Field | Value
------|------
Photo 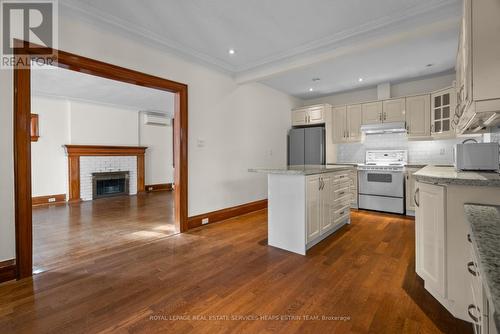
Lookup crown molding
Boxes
[60,0,460,78]
[60,1,237,74]
[235,16,459,85]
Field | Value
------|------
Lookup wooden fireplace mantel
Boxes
[64,145,147,156]
[64,145,148,202]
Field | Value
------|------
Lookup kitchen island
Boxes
[249,165,356,255]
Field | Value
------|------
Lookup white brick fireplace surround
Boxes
[80,156,138,201]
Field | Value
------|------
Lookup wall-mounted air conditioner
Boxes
[143,111,171,126]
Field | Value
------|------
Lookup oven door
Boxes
[358,170,404,198]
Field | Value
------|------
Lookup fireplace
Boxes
[92,171,130,199]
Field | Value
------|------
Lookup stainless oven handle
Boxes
[414,188,420,207]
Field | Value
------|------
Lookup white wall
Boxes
[0,14,300,261]
[139,113,174,185]
[304,72,455,106]
[31,97,70,197]
[69,101,139,146]
[30,97,175,198]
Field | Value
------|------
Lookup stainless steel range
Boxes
[357,150,407,214]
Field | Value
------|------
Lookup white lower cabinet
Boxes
[415,181,500,324]
[468,235,498,334]
[306,176,321,242]
[306,172,351,245]
[405,167,419,213]
[415,182,447,298]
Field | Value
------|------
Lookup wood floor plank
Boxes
[0,205,472,334]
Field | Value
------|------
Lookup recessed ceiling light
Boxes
[309,88,314,92]
[358,78,363,82]
[228,49,236,55]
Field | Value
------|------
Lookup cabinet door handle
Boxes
[383,112,387,121]
[414,188,420,207]
[467,261,478,276]
[468,304,480,323]
[379,112,382,121]
[467,233,472,243]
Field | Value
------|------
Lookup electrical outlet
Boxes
[439,148,446,155]
[202,218,209,225]
[148,186,153,191]
[48,197,56,203]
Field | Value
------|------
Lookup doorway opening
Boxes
[14,45,188,279]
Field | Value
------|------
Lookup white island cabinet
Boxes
[250,165,355,255]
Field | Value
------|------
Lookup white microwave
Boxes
[454,142,499,171]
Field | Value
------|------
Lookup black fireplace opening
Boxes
[92,171,130,199]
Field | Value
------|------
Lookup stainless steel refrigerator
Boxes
[288,126,325,165]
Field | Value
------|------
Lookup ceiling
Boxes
[60,0,462,98]
[31,65,175,116]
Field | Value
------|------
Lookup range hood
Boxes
[360,122,407,135]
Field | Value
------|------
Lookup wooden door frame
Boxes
[13,42,188,279]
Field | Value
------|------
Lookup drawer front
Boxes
[334,205,350,221]
[333,172,350,182]
[334,185,350,199]
[334,193,352,208]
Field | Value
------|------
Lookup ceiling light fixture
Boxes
[426,63,433,67]
[312,78,321,82]
[228,49,236,55]
[358,78,363,82]
[309,88,314,92]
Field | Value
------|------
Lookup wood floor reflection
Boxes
[0,208,472,333]
[33,191,176,272]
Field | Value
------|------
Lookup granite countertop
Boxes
[249,165,355,175]
[464,204,500,331]
[414,166,500,187]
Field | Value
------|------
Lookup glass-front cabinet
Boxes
[431,87,456,138]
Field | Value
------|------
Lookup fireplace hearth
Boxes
[92,171,130,199]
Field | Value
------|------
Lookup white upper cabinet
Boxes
[307,105,325,124]
[471,0,500,102]
[431,88,456,138]
[406,94,431,138]
[383,98,406,123]
[292,108,308,126]
[455,0,500,133]
[362,101,383,125]
[331,105,361,144]
[332,106,347,144]
[292,104,330,126]
[347,104,362,142]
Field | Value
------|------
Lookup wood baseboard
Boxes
[0,259,16,283]
[145,183,173,192]
[188,199,268,229]
[32,194,66,207]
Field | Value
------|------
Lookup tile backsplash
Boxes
[337,133,483,165]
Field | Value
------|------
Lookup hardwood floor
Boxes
[0,209,471,333]
[33,192,175,272]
